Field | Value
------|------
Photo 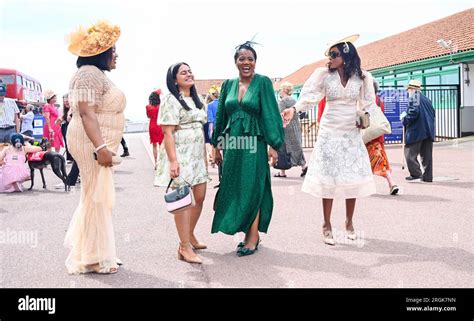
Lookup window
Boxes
[425,75,440,85]
[441,65,459,71]
[424,67,441,74]
[0,75,15,84]
[396,79,409,87]
[16,75,22,85]
[441,72,459,85]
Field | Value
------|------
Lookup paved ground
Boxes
[0,134,473,288]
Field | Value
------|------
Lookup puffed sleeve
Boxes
[294,67,327,113]
[358,71,376,111]
[259,75,284,150]
[70,67,104,108]
[211,80,229,147]
[158,94,181,126]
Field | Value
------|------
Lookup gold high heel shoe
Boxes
[178,242,202,264]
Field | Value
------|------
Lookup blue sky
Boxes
[1,0,472,121]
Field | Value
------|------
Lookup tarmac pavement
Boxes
[0,134,472,288]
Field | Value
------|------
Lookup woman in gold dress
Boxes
[64,21,125,274]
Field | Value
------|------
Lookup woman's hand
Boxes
[213,148,222,165]
[268,147,278,166]
[169,160,180,178]
[96,148,113,167]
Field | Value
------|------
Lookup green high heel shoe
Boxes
[236,242,245,251]
[237,239,260,257]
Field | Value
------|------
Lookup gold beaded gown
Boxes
[64,65,126,274]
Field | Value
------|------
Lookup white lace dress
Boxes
[295,67,376,199]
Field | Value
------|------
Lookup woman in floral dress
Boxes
[155,62,209,264]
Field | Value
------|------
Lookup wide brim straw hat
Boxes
[324,34,360,56]
[67,20,121,57]
[43,89,57,100]
[208,85,221,95]
[406,79,422,89]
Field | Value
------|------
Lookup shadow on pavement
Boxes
[85,268,183,288]
[199,247,372,287]
[333,238,473,273]
[407,181,473,189]
[370,194,451,202]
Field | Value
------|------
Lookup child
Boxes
[0,134,42,192]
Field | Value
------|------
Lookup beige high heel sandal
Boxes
[190,236,207,250]
[178,242,202,264]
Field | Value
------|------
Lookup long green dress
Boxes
[211,74,284,235]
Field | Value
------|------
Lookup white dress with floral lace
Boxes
[154,94,209,188]
[294,67,376,199]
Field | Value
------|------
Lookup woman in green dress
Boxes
[211,42,284,256]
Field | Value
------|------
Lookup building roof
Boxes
[193,79,224,96]
[275,8,474,89]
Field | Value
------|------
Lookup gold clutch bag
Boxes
[356,110,370,129]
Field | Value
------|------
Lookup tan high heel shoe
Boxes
[190,236,207,250]
[178,242,202,264]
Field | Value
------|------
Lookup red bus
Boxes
[0,68,43,107]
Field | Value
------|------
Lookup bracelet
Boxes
[95,143,107,153]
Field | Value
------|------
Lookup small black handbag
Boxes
[273,145,292,170]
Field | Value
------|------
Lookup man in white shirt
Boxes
[20,104,35,138]
[0,83,20,148]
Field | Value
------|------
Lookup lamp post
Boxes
[436,39,457,64]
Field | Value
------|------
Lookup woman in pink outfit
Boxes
[43,90,64,152]
[0,134,42,192]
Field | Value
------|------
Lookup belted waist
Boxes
[176,122,203,130]
[0,125,15,130]
[222,109,262,137]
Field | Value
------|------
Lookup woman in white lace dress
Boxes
[284,35,375,245]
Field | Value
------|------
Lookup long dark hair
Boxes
[76,47,113,71]
[149,91,161,106]
[166,62,203,111]
[328,42,364,80]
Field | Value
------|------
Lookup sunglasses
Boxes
[328,51,341,59]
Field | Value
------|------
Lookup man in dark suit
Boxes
[401,80,436,182]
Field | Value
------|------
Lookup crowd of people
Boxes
[0,21,437,273]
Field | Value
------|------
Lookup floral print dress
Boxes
[154,94,209,188]
[294,67,376,199]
